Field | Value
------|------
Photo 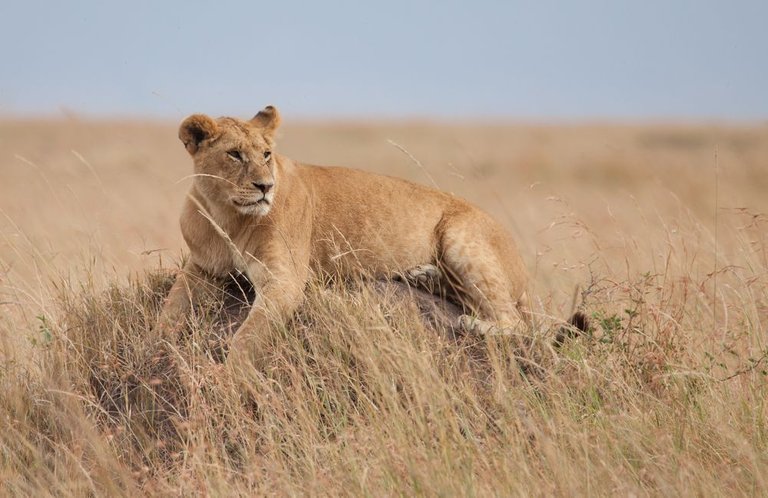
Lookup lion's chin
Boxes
[233,199,271,216]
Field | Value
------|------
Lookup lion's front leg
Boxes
[227,264,307,370]
[156,261,216,337]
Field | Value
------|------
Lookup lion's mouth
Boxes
[233,198,269,208]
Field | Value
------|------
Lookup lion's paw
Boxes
[402,263,442,294]
[458,314,514,337]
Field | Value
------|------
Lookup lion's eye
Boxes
[263,150,272,161]
[227,150,243,161]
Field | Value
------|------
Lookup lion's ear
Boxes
[179,114,219,155]
[251,105,281,138]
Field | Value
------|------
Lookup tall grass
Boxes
[2,229,767,495]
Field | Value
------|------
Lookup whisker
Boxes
[176,173,240,188]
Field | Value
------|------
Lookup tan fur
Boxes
[158,106,531,364]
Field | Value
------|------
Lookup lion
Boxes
[157,105,579,365]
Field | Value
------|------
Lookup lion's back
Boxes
[297,164,459,275]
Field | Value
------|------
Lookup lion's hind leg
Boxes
[436,210,530,337]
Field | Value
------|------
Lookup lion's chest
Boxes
[201,231,273,274]
[181,214,240,278]
[188,236,238,277]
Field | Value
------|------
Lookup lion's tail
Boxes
[553,311,589,347]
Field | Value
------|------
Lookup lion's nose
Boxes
[252,182,274,194]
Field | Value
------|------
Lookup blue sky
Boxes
[1,0,766,120]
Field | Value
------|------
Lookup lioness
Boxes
[158,106,542,363]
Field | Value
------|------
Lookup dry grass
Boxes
[1,118,767,495]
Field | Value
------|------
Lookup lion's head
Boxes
[179,106,281,216]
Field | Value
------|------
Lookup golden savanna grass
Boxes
[1,118,767,495]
